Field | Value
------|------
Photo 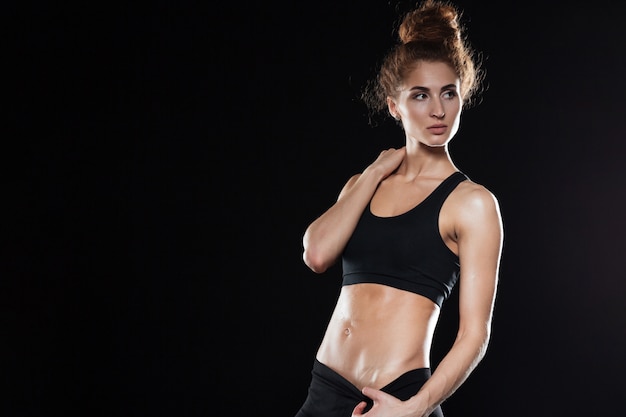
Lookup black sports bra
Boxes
[341,171,468,307]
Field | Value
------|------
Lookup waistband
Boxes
[313,358,432,395]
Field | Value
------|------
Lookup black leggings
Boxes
[294,359,444,417]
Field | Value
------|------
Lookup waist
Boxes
[311,358,433,396]
[316,283,440,389]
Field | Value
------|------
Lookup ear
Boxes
[386,97,399,120]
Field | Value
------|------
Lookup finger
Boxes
[362,386,376,398]
[362,386,385,402]
[352,401,367,416]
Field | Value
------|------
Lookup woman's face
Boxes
[388,61,462,148]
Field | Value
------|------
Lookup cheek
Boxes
[446,100,461,113]
[402,102,428,117]
[450,112,462,133]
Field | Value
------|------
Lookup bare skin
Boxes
[317,284,440,390]
[303,61,503,417]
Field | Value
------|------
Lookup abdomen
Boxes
[316,283,441,390]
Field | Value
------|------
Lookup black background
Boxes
[6,0,626,416]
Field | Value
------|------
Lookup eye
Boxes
[411,93,428,100]
[443,90,458,99]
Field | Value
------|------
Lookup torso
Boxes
[316,284,440,390]
[316,171,465,390]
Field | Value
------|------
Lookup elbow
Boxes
[457,326,491,362]
[474,327,491,356]
[302,247,334,274]
[475,336,490,363]
[302,230,337,273]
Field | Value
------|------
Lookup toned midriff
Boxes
[316,282,441,390]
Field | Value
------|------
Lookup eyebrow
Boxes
[409,83,458,92]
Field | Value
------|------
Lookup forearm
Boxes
[302,166,386,273]
[406,330,490,416]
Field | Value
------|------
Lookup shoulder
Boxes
[451,178,502,228]
[455,178,499,208]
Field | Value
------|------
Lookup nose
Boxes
[431,110,445,119]
[431,99,445,119]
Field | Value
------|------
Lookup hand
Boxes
[351,387,406,417]
[368,147,406,180]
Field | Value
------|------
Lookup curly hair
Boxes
[361,0,484,124]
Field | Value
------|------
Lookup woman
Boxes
[294,1,504,416]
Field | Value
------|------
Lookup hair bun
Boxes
[360,0,484,121]
[398,1,460,45]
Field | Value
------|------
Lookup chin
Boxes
[425,139,450,148]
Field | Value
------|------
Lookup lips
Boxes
[427,125,447,134]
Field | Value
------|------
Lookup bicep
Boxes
[456,189,504,332]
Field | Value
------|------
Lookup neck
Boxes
[398,144,456,179]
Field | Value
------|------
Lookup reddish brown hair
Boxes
[362,0,484,122]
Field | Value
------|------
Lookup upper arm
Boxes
[455,187,504,336]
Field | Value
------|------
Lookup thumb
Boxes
[362,386,381,400]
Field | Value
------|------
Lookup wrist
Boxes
[361,164,389,184]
